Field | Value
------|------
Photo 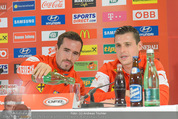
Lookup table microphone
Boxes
[0,68,3,74]
[81,82,114,108]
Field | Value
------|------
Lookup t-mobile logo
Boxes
[103,11,127,22]
[108,13,114,20]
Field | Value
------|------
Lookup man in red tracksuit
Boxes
[17,31,85,96]
[89,26,169,106]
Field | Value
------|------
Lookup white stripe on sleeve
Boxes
[158,70,169,87]
[90,72,110,92]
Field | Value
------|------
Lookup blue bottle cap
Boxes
[133,56,138,59]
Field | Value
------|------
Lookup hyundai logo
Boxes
[47,15,59,21]
[140,26,152,33]
[19,48,31,54]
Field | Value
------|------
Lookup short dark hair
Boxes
[57,31,83,52]
[114,26,140,44]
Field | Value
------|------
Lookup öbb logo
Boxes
[133,9,158,20]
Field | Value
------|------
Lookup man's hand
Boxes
[126,90,130,97]
[32,62,52,78]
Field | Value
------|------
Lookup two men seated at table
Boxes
[17,26,169,105]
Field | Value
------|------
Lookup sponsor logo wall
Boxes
[0,0,169,89]
[0,3,7,12]
[13,1,35,11]
[41,0,65,10]
[72,0,96,8]
[0,18,8,28]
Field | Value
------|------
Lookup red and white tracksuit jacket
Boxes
[90,54,169,106]
[17,55,85,96]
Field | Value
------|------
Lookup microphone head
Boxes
[0,68,3,73]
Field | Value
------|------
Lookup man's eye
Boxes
[116,44,121,47]
[64,49,69,52]
[126,43,131,46]
[73,52,79,55]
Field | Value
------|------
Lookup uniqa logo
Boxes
[43,97,68,106]
[140,26,152,33]
[47,15,59,21]
[19,48,31,54]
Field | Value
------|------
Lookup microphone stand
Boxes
[81,82,114,108]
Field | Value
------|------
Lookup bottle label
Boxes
[131,67,140,74]
[144,88,159,101]
[43,74,51,84]
[130,84,142,102]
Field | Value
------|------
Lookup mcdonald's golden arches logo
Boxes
[80,30,90,39]
[74,29,97,39]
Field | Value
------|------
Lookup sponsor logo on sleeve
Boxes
[132,0,157,4]
[81,77,95,87]
[102,0,126,6]
[141,42,159,52]
[81,45,97,55]
[0,33,8,43]
[103,44,116,54]
[36,83,45,93]
[42,46,55,56]
[41,0,65,10]
[0,64,8,74]
[103,27,118,38]
[74,61,98,71]
[13,1,35,11]
[0,3,7,12]
[41,30,65,41]
[0,48,8,59]
[72,0,96,8]
[14,47,36,58]
[17,65,34,74]
[0,18,8,28]
[41,15,65,25]
[103,11,127,22]
[72,13,97,24]
[134,26,158,36]
[13,31,36,43]
[133,9,158,21]
[13,16,36,27]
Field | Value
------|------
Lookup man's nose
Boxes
[120,46,126,53]
[67,52,72,60]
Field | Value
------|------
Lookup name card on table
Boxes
[0,93,77,110]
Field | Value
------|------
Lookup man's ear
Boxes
[55,44,58,53]
[138,41,143,51]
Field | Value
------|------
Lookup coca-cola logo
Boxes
[41,0,64,10]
